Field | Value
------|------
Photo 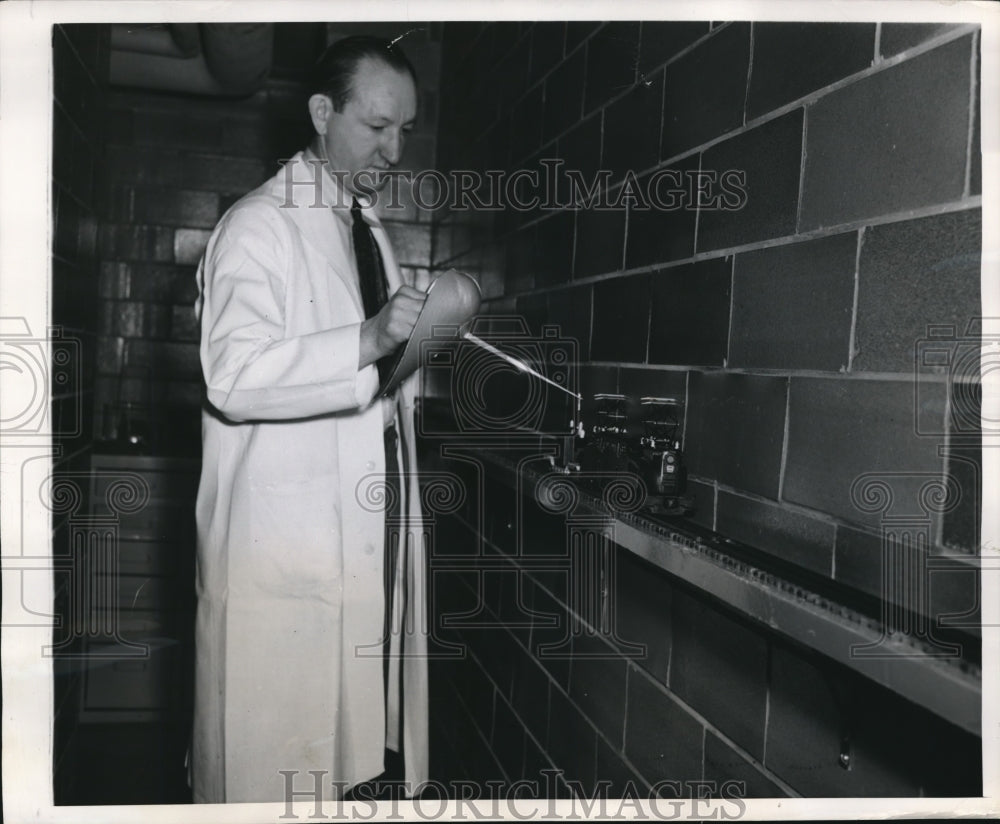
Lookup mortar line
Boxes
[847,227,865,372]
[795,105,808,233]
[777,376,792,502]
[743,22,755,127]
[963,29,979,199]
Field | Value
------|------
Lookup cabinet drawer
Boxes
[82,639,176,712]
[92,573,172,612]
[91,468,199,507]
[115,540,181,577]
[114,506,195,541]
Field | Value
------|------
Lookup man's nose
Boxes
[379,130,404,166]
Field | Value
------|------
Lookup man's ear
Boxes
[308,93,333,135]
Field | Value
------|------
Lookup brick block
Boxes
[530,22,566,83]
[566,22,601,53]
[101,224,175,263]
[491,693,526,780]
[382,221,432,267]
[98,262,130,301]
[556,114,602,206]
[544,284,592,362]
[834,524,981,637]
[596,736,650,797]
[703,730,788,798]
[107,147,181,188]
[568,634,629,750]
[221,117,273,158]
[510,651,551,745]
[783,377,947,528]
[697,108,803,252]
[612,547,672,684]
[683,479,716,531]
[764,642,946,796]
[648,257,732,367]
[669,587,768,759]
[584,22,640,114]
[800,35,971,231]
[124,340,200,379]
[574,205,625,279]
[504,225,535,294]
[639,22,710,75]
[495,36,532,112]
[590,274,650,363]
[546,687,597,789]
[534,210,575,289]
[95,336,125,375]
[525,580,572,690]
[133,188,221,229]
[454,656,496,741]
[178,154,268,196]
[661,23,751,160]
[170,305,200,343]
[747,23,876,119]
[134,111,224,152]
[101,300,170,339]
[602,70,664,182]
[173,229,212,266]
[128,263,199,304]
[853,208,981,374]
[879,23,961,58]
[941,403,981,553]
[683,371,787,499]
[510,84,545,165]
[624,157,700,268]
[729,232,857,371]
[715,490,835,576]
[624,669,704,785]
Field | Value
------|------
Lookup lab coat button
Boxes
[364,543,375,555]
[366,460,376,470]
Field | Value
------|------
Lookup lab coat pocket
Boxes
[242,474,343,601]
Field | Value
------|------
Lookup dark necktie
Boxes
[350,197,393,385]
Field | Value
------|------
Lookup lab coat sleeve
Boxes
[199,202,377,422]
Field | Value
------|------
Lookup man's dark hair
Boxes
[309,35,418,111]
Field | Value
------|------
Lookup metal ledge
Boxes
[479,450,981,737]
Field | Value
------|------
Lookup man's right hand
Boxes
[358,285,427,369]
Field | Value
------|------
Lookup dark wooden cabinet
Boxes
[78,452,199,723]
[54,451,201,804]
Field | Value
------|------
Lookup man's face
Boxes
[319,57,417,195]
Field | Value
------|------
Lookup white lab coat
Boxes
[192,151,428,803]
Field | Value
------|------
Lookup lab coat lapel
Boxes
[270,152,367,319]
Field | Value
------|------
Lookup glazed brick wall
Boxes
[423,461,981,798]
[429,20,982,798]
[96,26,441,446]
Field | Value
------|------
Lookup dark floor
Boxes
[57,722,191,805]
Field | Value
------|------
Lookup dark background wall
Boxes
[92,22,441,452]
[51,22,109,802]
[427,20,983,798]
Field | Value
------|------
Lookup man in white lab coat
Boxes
[192,36,430,803]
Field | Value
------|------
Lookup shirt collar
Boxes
[300,146,378,226]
